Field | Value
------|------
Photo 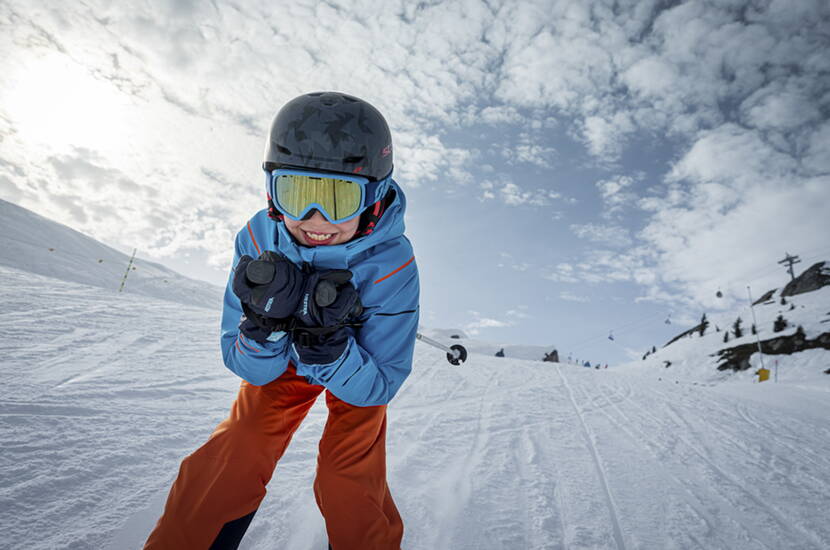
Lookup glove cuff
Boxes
[293,327,349,365]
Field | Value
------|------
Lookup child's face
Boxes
[283,209,360,247]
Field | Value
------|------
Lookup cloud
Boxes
[1,0,827,312]
[559,291,590,303]
[464,310,513,336]
[480,178,561,207]
[544,249,659,288]
[497,252,532,272]
[594,175,640,219]
[580,113,636,160]
[477,105,523,125]
[544,262,580,284]
[506,306,531,320]
[500,132,558,169]
[570,223,632,248]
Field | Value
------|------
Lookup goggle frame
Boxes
[268,168,370,224]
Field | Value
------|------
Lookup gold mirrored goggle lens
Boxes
[275,174,363,220]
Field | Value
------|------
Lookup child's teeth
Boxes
[307,232,332,241]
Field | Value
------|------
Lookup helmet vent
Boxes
[276,145,292,155]
[343,155,364,163]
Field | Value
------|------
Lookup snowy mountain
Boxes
[0,198,222,308]
[1,209,829,549]
[631,261,830,387]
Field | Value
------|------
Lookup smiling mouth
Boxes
[303,230,336,245]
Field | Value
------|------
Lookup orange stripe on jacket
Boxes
[235,339,247,356]
[247,222,261,255]
[374,256,415,285]
[239,335,261,353]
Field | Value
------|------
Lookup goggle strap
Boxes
[358,188,392,236]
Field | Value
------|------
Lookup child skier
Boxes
[145,92,419,550]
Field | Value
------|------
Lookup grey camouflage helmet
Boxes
[263,92,393,181]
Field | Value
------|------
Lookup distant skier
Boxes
[145,92,419,550]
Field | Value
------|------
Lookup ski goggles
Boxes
[268,169,369,224]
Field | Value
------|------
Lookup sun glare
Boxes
[4,53,129,154]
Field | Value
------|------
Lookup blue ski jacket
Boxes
[220,180,419,407]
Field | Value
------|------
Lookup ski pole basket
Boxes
[416,333,468,365]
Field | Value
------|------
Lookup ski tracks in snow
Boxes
[556,366,627,550]
[390,352,571,550]
[567,374,830,549]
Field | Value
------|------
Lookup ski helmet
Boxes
[263,91,393,181]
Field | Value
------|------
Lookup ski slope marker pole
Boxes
[416,332,468,365]
[746,285,767,378]
[119,248,137,293]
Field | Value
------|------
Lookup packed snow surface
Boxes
[1,202,829,549]
[2,263,830,550]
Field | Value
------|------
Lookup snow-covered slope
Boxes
[2,251,830,548]
[626,272,830,387]
[0,198,222,307]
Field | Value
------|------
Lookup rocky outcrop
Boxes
[781,261,830,297]
[543,349,559,363]
[715,330,830,371]
[752,288,777,305]
[664,323,705,347]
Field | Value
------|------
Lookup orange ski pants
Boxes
[144,366,403,549]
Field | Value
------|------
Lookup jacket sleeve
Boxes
[219,228,292,386]
[290,246,420,407]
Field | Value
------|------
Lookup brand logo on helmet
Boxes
[381,145,392,157]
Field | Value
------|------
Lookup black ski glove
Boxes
[294,270,363,329]
[232,251,306,318]
[238,303,289,344]
[292,271,363,365]
[233,251,363,363]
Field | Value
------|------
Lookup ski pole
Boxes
[416,333,468,365]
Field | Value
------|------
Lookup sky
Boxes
[1,0,828,365]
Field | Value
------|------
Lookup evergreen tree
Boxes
[699,313,709,336]
[732,317,743,338]
[723,332,730,343]
[795,325,806,340]
[652,346,656,353]
[773,314,787,332]
[751,323,757,335]
[715,325,720,332]
[780,296,787,305]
